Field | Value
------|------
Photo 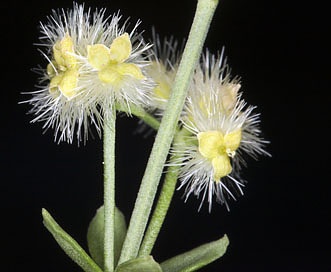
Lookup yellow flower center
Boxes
[87,33,145,86]
[197,129,242,180]
[47,33,79,99]
[154,80,171,101]
[147,61,172,101]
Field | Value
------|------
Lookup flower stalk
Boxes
[103,110,117,272]
[138,129,190,256]
[116,103,160,130]
[138,162,180,257]
[118,0,219,264]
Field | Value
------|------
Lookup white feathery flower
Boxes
[174,50,270,211]
[23,3,153,143]
[145,31,182,111]
[81,21,154,119]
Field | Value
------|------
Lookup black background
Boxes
[1,0,330,271]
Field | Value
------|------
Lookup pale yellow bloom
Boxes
[149,62,172,101]
[197,130,241,180]
[24,4,152,143]
[87,33,145,86]
[145,61,175,110]
[144,32,182,111]
[47,33,79,99]
[174,50,270,211]
[219,83,241,112]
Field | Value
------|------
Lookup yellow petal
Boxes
[58,69,79,99]
[49,73,64,95]
[224,129,242,153]
[212,154,232,180]
[98,66,123,85]
[198,131,225,159]
[154,81,171,100]
[53,41,64,68]
[87,44,111,70]
[109,33,132,63]
[53,33,76,70]
[116,63,145,80]
[146,61,172,100]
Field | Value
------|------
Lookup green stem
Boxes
[116,102,160,130]
[118,0,219,264]
[138,130,190,256]
[138,157,181,256]
[103,110,116,272]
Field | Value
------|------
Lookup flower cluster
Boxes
[170,50,270,211]
[24,3,269,211]
[25,3,152,143]
[138,33,269,210]
[145,31,182,112]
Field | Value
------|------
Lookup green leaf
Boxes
[42,208,102,272]
[160,234,229,272]
[87,205,127,268]
[115,255,162,272]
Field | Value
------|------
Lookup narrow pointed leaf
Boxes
[87,205,127,268]
[115,255,162,272]
[42,208,102,272]
[160,234,229,272]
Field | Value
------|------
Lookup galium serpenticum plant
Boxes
[22,0,270,271]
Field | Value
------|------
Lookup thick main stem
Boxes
[103,110,116,272]
[138,130,190,256]
[118,0,219,264]
[138,158,181,256]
